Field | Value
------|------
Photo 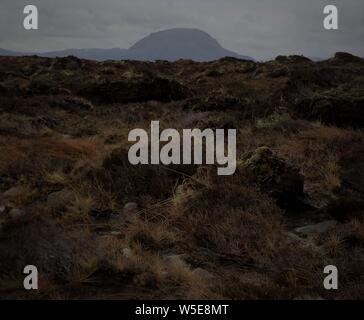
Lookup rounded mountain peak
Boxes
[127,28,251,61]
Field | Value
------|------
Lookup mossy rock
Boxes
[239,146,305,210]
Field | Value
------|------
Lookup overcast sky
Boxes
[1,0,363,60]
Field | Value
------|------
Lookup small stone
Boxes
[295,220,338,235]
[0,205,5,213]
[3,187,22,199]
[192,268,214,280]
[9,208,25,219]
[122,248,132,259]
[110,231,122,236]
[163,254,189,269]
[47,189,75,210]
[123,202,138,215]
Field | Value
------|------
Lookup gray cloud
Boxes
[1,0,363,60]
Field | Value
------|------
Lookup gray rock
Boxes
[47,189,75,210]
[122,247,132,259]
[0,205,5,213]
[123,202,138,215]
[110,231,122,236]
[163,254,189,269]
[192,268,214,280]
[295,220,338,235]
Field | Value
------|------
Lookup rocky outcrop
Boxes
[293,89,364,129]
[239,147,305,210]
[327,52,364,65]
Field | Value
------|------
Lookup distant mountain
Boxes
[126,28,253,61]
[0,28,253,62]
[0,48,23,56]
